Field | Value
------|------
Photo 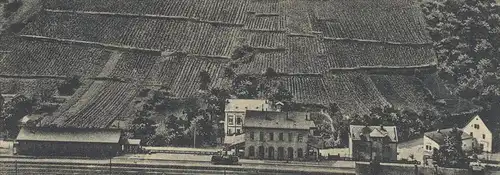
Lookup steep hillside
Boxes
[0,0,480,129]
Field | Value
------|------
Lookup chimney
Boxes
[380,124,384,131]
[305,114,309,121]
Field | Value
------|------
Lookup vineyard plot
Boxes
[370,74,436,113]
[108,52,159,81]
[311,0,430,43]
[321,40,435,68]
[322,73,390,117]
[0,78,64,96]
[22,12,242,57]
[44,0,250,24]
[41,81,139,128]
[0,39,110,77]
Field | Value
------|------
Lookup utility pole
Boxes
[193,126,196,148]
[109,157,112,175]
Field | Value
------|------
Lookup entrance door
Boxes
[288,147,294,160]
[258,146,265,159]
[277,147,284,160]
[268,147,275,159]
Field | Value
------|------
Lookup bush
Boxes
[2,1,22,18]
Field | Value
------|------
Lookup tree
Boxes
[432,127,469,168]
[163,115,184,146]
[187,114,216,147]
[130,110,157,146]
[199,71,211,91]
[58,75,82,96]
[232,75,259,99]
[1,95,36,138]
[421,0,500,111]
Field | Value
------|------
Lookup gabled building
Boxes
[242,111,316,160]
[349,125,398,162]
[15,127,123,157]
[462,115,495,153]
[423,128,475,162]
[224,99,271,136]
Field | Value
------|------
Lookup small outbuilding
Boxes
[16,127,122,157]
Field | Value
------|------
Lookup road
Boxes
[0,157,355,175]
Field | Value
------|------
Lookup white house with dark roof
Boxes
[223,99,271,136]
[349,125,398,161]
[462,115,494,153]
[423,128,475,162]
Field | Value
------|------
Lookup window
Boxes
[480,144,484,150]
[236,129,241,134]
[236,117,242,125]
[474,124,480,129]
[259,132,264,141]
[250,132,255,141]
[269,132,274,141]
[483,134,486,139]
[228,115,234,125]
[228,129,232,135]
[297,134,303,142]
[288,133,293,142]
[279,133,284,141]
[470,132,473,137]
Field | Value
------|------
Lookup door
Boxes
[288,147,294,160]
[268,147,275,159]
[277,147,284,160]
[258,146,265,159]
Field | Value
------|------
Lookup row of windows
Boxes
[227,115,243,125]
[469,132,486,139]
[249,132,303,142]
[425,145,435,151]
[248,146,304,158]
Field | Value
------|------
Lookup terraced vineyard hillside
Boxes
[0,0,480,129]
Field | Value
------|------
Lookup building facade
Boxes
[462,115,493,152]
[16,127,122,157]
[224,99,271,136]
[242,111,315,160]
[349,125,398,162]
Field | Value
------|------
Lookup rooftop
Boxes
[16,127,122,144]
[349,125,398,143]
[224,99,271,112]
[244,111,315,130]
[424,128,473,145]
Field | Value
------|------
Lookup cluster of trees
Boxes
[421,0,500,111]
[0,94,57,138]
[431,127,470,168]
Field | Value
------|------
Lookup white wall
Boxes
[462,115,493,152]
[423,135,440,157]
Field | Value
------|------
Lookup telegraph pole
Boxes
[193,126,196,148]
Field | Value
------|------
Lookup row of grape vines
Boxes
[48,81,138,128]
[0,39,110,77]
[0,78,64,96]
[241,31,286,49]
[311,0,430,43]
[22,12,242,58]
[108,52,158,80]
[44,0,250,24]
[321,40,435,68]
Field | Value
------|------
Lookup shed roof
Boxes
[244,111,315,130]
[349,125,398,143]
[224,99,271,112]
[424,128,472,145]
[16,127,121,144]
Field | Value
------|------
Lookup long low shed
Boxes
[15,127,122,157]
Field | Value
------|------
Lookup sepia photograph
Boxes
[0,0,499,174]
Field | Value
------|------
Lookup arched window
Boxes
[248,146,255,157]
[297,148,303,158]
[277,147,284,160]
